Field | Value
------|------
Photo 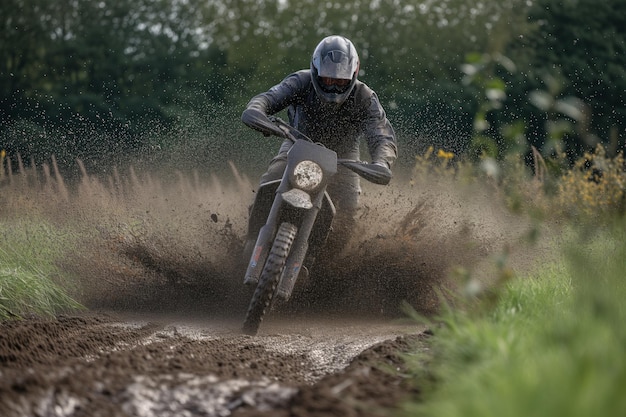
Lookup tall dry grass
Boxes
[1,154,255,312]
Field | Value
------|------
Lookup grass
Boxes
[0,218,84,319]
[401,222,626,417]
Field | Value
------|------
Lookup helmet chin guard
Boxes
[311,36,360,105]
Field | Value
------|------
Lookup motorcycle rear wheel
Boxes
[242,222,298,335]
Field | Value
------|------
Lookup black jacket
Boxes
[242,70,398,168]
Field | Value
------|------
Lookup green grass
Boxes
[402,222,626,417]
[0,218,83,319]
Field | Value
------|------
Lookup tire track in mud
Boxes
[0,313,426,417]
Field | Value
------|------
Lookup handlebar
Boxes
[267,116,312,143]
[268,116,392,185]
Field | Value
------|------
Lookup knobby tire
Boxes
[242,222,298,335]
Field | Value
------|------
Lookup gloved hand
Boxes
[341,160,392,185]
[241,108,285,138]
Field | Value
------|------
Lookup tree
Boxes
[6,0,619,170]
[506,0,626,156]
[0,0,229,168]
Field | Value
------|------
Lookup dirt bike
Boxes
[241,116,392,335]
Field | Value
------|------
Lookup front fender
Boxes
[282,188,313,209]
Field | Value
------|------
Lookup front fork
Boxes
[275,205,318,300]
[243,194,283,285]
[244,193,324,301]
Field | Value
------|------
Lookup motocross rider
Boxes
[241,35,398,261]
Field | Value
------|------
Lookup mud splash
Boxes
[2,159,532,322]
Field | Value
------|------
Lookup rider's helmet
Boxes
[310,35,360,105]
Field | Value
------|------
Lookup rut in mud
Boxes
[0,313,428,417]
[0,161,534,416]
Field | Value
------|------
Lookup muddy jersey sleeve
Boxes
[360,89,398,169]
[241,75,297,137]
[244,71,306,118]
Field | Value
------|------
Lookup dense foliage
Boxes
[403,224,626,417]
[1,0,624,171]
[503,0,626,160]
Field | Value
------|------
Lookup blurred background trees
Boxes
[1,0,624,173]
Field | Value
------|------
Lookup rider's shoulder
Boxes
[353,80,373,95]
[351,80,376,104]
[276,70,313,92]
[283,70,312,84]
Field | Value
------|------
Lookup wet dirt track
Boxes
[0,313,427,417]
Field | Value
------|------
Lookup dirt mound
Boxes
[232,333,427,417]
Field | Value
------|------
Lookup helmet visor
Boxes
[318,76,352,94]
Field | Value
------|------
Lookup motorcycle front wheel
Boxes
[242,222,298,335]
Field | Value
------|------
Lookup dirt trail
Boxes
[0,313,427,417]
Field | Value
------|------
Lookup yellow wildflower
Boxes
[437,149,454,160]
